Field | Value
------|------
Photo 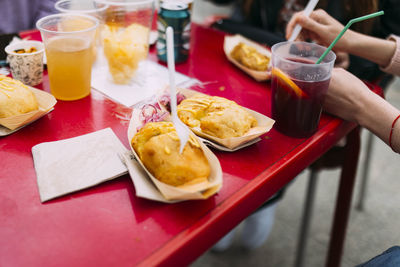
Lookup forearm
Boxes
[346,31,396,67]
[357,91,400,153]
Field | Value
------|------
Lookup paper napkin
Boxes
[91,60,192,107]
[32,128,128,202]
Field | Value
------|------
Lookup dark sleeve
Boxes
[375,0,400,38]
[210,0,286,46]
[211,19,285,46]
[205,0,236,5]
[34,0,58,22]
[244,0,284,32]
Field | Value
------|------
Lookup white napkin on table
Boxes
[91,59,192,107]
[32,128,128,202]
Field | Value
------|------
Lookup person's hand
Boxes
[323,68,373,123]
[334,52,350,69]
[285,9,354,53]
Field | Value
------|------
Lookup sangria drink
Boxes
[270,42,336,138]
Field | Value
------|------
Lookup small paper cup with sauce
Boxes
[5,40,45,86]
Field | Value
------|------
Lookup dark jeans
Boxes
[357,246,400,267]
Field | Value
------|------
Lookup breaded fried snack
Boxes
[177,94,257,139]
[230,42,270,71]
[0,75,38,118]
[131,122,210,187]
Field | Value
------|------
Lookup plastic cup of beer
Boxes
[36,14,99,101]
[270,42,336,138]
[94,0,155,84]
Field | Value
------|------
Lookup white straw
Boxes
[166,26,190,153]
[166,27,177,116]
[288,0,319,42]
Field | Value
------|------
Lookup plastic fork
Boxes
[166,26,190,154]
[288,0,319,42]
[267,0,319,70]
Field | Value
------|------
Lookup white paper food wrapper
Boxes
[0,86,56,131]
[91,60,192,107]
[224,34,272,82]
[32,128,128,202]
[126,103,223,202]
[120,151,178,203]
[161,88,275,150]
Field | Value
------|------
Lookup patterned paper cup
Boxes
[5,40,44,86]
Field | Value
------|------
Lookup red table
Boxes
[1,24,379,267]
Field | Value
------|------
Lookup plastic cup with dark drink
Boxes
[270,41,336,138]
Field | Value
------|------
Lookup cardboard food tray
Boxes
[0,86,56,135]
[224,34,272,82]
[126,107,223,203]
[178,88,275,150]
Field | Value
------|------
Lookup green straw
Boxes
[316,11,384,64]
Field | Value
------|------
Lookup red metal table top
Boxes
[1,24,369,267]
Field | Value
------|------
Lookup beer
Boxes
[46,37,93,100]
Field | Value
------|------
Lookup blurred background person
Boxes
[0,0,57,34]
[286,8,400,77]
[206,0,400,85]
[207,0,400,252]
[0,0,57,71]
[323,68,400,153]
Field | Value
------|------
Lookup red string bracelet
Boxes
[389,114,400,152]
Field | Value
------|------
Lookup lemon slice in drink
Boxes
[271,68,307,98]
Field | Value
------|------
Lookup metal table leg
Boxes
[356,131,375,211]
[294,169,319,267]
[325,127,361,267]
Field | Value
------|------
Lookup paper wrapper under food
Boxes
[0,86,57,130]
[127,109,223,202]
[224,34,272,82]
[179,88,275,150]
